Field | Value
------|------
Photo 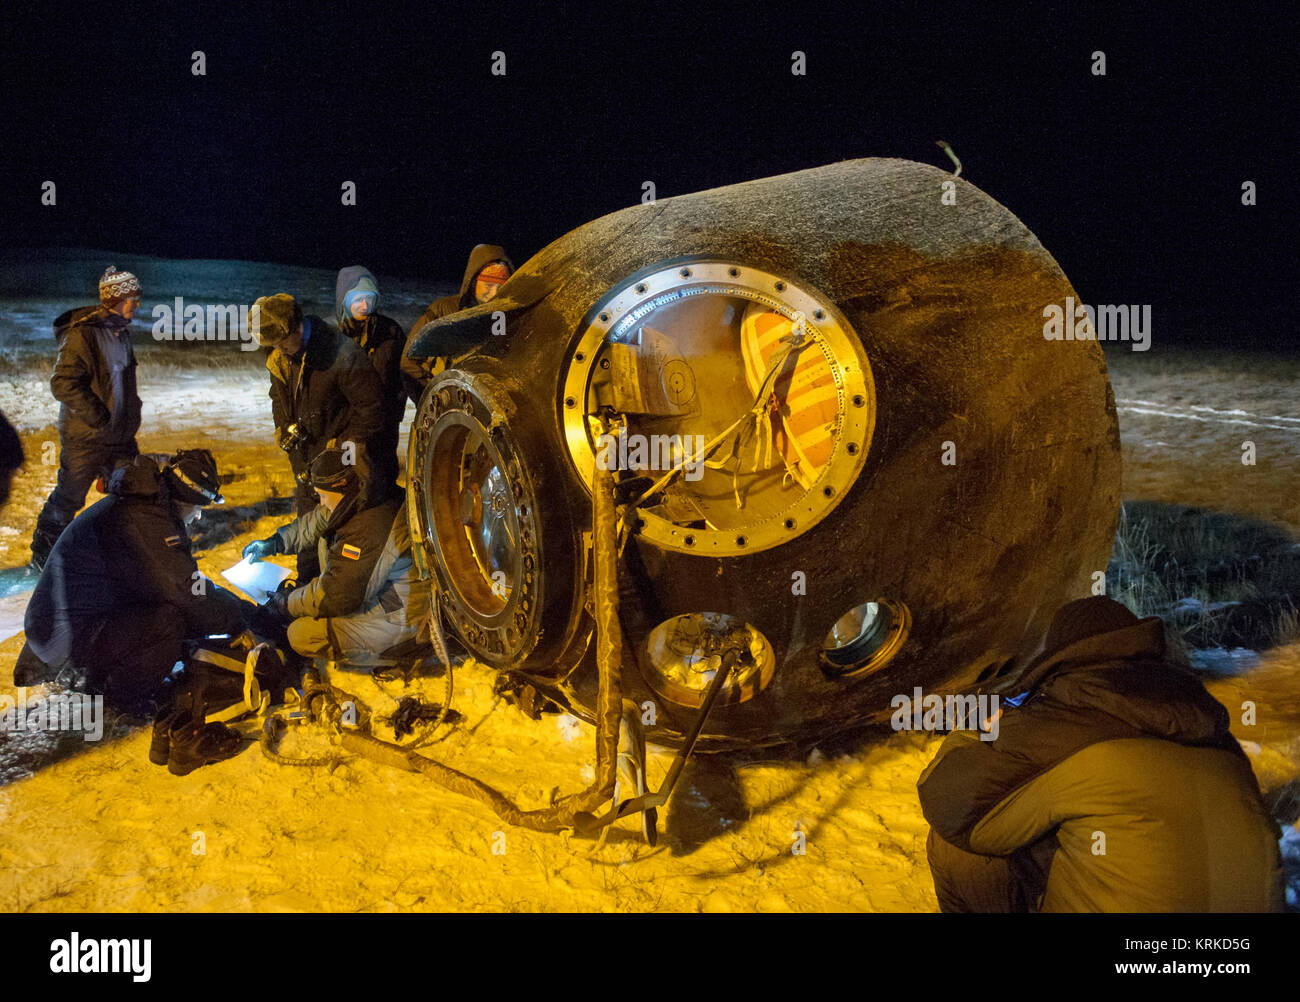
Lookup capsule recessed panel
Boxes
[642,612,776,708]
[562,262,876,556]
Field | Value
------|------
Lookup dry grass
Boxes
[1109,501,1300,658]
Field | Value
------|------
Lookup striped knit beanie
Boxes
[98,265,141,305]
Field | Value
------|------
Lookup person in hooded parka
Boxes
[400,244,513,400]
[918,596,1284,913]
[334,266,405,499]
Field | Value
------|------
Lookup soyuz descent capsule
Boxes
[405,157,1122,751]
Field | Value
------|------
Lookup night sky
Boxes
[0,3,1291,346]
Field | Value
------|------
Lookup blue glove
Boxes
[242,535,282,561]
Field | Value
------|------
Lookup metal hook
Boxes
[936,140,962,178]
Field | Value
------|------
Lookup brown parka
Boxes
[918,613,1284,912]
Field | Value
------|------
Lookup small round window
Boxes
[819,599,911,679]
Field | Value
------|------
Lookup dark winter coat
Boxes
[335,267,405,493]
[0,408,21,508]
[50,305,141,446]
[273,490,426,621]
[266,315,384,479]
[917,617,1284,912]
[401,244,513,390]
[23,455,248,667]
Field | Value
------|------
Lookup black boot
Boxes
[14,643,56,687]
[29,517,63,574]
[149,708,182,766]
[167,712,244,776]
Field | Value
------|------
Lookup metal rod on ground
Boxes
[576,646,740,833]
[652,648,740,805]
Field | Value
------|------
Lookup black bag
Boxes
[168,639,296,725]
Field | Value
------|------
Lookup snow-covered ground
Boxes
[0,273,1296,911]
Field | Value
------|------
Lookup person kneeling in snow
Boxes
[917,596,1283,913]
[17,450,253,711]
[242,447,429,667]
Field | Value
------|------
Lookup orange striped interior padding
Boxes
[740,304,838,490]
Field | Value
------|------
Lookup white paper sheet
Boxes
[222,557,292,604]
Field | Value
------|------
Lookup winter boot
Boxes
[166,712,244,776]
[13,642,56,687]
[29,518,61,573]
[149,708,183,766]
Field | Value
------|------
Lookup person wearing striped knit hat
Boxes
[30,266,145,571]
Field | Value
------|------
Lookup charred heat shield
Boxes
[405,157,1121,751]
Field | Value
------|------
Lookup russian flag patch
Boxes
[165,534,183,548]
[341,543,362,560]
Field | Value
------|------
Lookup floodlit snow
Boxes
[0,596,26,645]
[0,267,1296,911]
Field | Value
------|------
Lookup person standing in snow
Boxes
[917,596,1284,912]
[400,244,513,399]
[16,450,252,711]
[30,266,144,571]
[334,266,405,499]
[249,293,383,582]
[243,447,428,666]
